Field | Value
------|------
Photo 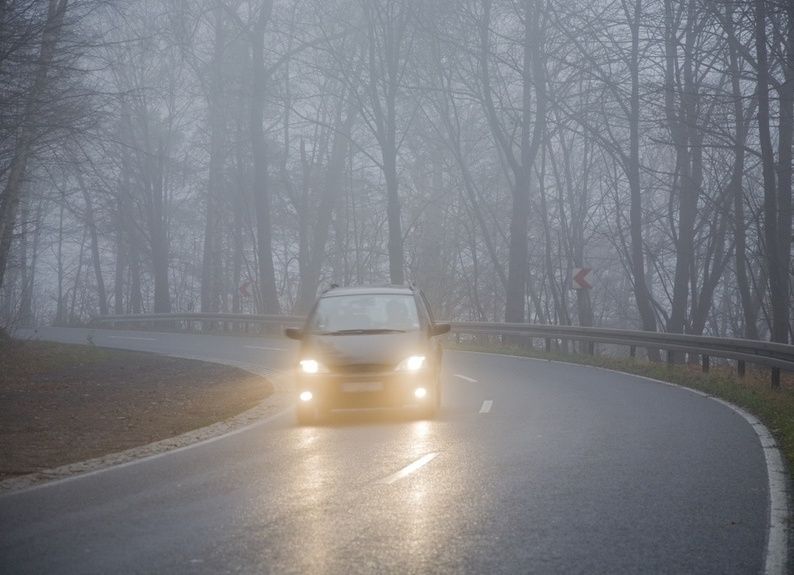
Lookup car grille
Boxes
[332,363,392,374]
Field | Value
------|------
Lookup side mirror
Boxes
[284,327,303,340]
[430,323,451,337]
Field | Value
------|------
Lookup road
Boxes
[0,327,780,574]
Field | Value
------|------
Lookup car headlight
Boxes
[395,355,426,372]
[299,359,328,374]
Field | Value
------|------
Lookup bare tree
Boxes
[477,0,547,324]
[0,0,69,290]
[754,0,792,353]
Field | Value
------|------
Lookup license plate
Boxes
[342,381,383,393]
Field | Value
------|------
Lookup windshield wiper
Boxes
[319,328,407,335]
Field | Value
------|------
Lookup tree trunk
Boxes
[383,139,404,284]
[435,60,507,290]
[296,94,358,311]
[200,5,226,314]
[0,0,68,290]
[231,124,246,314]
[754,0,788,351]
[414,146,446,311]
[76,173,108,316]
[626,0,659,354]
[19,198,43,326]
[478,0,546,324]
[128,242,142,314]
[113,185,129,316]
[69,226,87,322]
[774,5,793,342]
[363,1,408,285]
[505,169,531,323]
[148,143,170,313]
[55,199,65,324]
[664,0,699,341]
[249,3,279,313]
[15,198,29,326]
[725,3,758,339]
[537,147,565,325]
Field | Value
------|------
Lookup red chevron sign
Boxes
[239,281,252,297]
[572,268,592,290]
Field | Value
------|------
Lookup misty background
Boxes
[0,0,791,346]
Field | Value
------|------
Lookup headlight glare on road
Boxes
[396,355,426,372]
[299,391,313,402]
[299,359,326,374]
[414,387,427,399]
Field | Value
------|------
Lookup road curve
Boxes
[0,327,782,574]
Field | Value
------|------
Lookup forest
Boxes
[0,0,791,345]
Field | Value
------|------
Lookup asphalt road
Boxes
[0,327,776,573]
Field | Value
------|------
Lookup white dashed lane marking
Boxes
[107,336,158,342]
[479,400,493,414]
[454,374,478,383]
[379,453,440,484]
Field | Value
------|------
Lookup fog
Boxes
[0,0,791,343]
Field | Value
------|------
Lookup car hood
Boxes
[301,331,427,369]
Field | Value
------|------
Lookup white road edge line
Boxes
[245,345,286,351]
[479,400,493,414]
[452,348,790,575]
[380,453,439,485]
[710,398,788,575]
[454,373,478,383]
[107,336,158,342]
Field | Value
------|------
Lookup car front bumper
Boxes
[296,371,436,409]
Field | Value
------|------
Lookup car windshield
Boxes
[308,294,420,333]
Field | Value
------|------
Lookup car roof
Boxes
[320,284,415,298]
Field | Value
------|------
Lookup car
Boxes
[284,284,450,424]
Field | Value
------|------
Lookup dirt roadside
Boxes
[0,340,273,481]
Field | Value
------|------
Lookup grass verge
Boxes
[449,341,794,472]
[0,340,272,480]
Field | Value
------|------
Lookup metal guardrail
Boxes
[452,322,794,370]
[90,313,794,386]
[452,321,794,386]
[91,313,304,325]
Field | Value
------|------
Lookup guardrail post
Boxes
[737,360,745,378]
[667,350,674,366]
[629,345,636,359]
[545,338,551,353]
[701,355,709,373]
[771,368,781,390]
